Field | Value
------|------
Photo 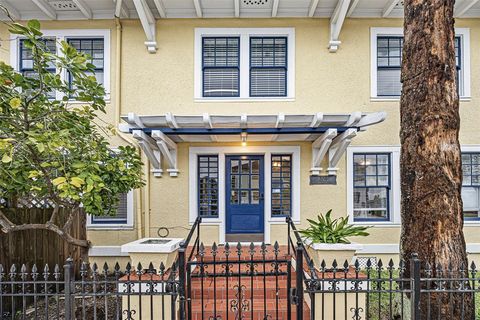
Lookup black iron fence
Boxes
[0,216,479,320]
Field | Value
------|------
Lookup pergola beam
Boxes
[382,0,400,17]
[0,0,20,20]
[203,113,217,142]
[193,0,202,17]
[455,0,480,17]
[113,0,130,18]
[132,130,163,177]
[72,0,92,19]
[311,128,337,175]
[153,0,167,18]
[272,0,280,17]
[31,0,56,20]
[328,128,357,175]
[132,0,157,53]
[151,130,179,177]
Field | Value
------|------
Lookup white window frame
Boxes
[461,145,480,225]
[194,28,295,102]
[10,29,111,101]
[189,146,301,244]
[86,190,134,229]
[347,146,401,226]
[370,27,471,100]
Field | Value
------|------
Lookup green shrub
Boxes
[299,210,370,244]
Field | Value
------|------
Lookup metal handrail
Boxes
[286,216,318,280]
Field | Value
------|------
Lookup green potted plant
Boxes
[299,210,370,267]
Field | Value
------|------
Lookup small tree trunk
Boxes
[400,0,472,318]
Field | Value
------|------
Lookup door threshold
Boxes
[225,233,264,243]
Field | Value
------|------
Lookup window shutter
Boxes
[250,37,287,97]
[202,37,240,97]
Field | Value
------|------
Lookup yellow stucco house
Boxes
[2,0,480,267]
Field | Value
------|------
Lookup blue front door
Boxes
[226,155,264,234]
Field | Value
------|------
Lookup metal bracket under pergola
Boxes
[120,111,386,177]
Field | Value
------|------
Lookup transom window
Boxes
[461,153,480,220]
[353,153,391,221]
[202,37,240,97]
[195,28,295,100]
[371,28,470,98]
[198,155,219,217]
[271,155,291,216]
[67,38,105,88]
[250,37,287,97]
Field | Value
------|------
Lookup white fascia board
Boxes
[72,0,92,19]
[31,0,56,19]
[0,0,20,20]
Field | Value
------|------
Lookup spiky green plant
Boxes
[299,210,370,244]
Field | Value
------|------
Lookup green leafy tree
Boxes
[0,16,143,248]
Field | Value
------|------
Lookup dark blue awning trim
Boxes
[134,126,360,135]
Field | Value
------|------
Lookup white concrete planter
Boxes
[304,240,363,268]
[121,238,184,268]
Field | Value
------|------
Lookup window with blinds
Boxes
[250,37,287,97]
[377,36,461,97]
[202,37,240,97]
[67,38,105,90]
[198,155,219,217]
[461,153,480,220]
[91,193,129,224]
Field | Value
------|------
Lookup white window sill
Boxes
[195,97,295,103]
[351,222,400,227]
[67,97,111,105]
[191,218,222,225]
[371,97,471,102]
[87,225,134,230]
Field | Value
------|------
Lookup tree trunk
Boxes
[400,0,472,318]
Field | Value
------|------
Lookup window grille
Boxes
[202,37,240,97]
[67,38,105,89]
[353,153,391,221]
[271,155,292,216]
[377,36,461,96]
[250,37,287,97]
[198,155,219,217]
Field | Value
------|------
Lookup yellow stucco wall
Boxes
[1,17,480,260]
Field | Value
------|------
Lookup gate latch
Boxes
[290,288,298,305]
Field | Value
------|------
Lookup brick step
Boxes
[189,299,311,320]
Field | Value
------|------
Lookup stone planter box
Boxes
[121,238,183,268]
[305,241,363,267]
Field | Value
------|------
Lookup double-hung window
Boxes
[352,153,391,221]
[12,29,110,100]
[371,28,470,98]
[461,153,480,220]
[67,38,105,88]
[90,192,129,225]
[195,28,295,100]
[250,37,287,97]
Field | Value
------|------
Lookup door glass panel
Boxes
[241,160,249,173]
[241,175,249,189]
[231,175,239,189]
[251,160,259,174]
[231,190,239,204]
[231,160,239,173]
[251,190,260,204]
[251,175,259,188]
[241,190,249,204]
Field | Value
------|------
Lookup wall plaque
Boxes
[309,175,337,185]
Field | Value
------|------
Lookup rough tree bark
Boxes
[400,0,472,318]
